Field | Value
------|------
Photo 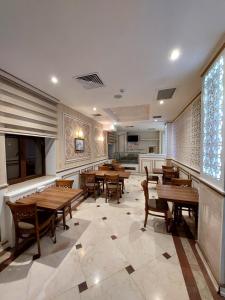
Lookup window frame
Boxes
[5,134,46,185]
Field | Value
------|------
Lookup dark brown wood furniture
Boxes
[162,170,179,184]
[141,180,171,232]
[7,201,56,259]
[144,166,159,184]
[171,178,192,218]
[16,187,83,229]
[105,174,121,203]
[156,184,199,227]
[83,170,131,180]
[99,165,111,171]
[83,170,130,195]
[82,173,102,199]
[152,168,164,174]
[55,179,74,229]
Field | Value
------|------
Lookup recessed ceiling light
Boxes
[159,100,164,105]
[170,48,181,61]
[51,76,58,84]
[154,119,158,122]
[93,107,97,111]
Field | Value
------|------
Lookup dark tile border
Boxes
[172,234,201,300]
[188,239,223,300]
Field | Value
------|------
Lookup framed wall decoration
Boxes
[75,138,84,152]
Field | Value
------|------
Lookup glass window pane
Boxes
[5,136,20,180]
[25,137,44,177]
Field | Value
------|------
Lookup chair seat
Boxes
[18,221,35,230]
[107,183,119,189]
[19,211,54,231]
[148,198,168,211]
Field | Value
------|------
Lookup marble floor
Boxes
[0,175,219,300]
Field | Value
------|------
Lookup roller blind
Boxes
[0,80,58,138]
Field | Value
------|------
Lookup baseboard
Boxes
[195,243,219,292]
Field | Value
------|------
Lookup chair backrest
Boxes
[141,180,149,209]
[104,174,119,184]
[144,166,149,181]
[162,165,174,171]
[99,165,110,171]
[112,160,118,164]
[113,165,125,171]
[6,201,38,229]
[171,178,192,187]
[84,173,96,184]
[56,179,74,188]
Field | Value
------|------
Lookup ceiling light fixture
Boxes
[93,107,97,111]
[154,119,158,122]
[170,48,181,61]
[51,76,58,84]
[159,100,164,105]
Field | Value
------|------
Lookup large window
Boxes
[5,135,45,184]
[202,55,224,181]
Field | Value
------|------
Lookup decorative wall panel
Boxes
[202,56,224,181]
[172,96,201,170]
[64,113,91,162]
[94,127,107,157]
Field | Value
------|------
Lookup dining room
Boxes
[1,1,225,299]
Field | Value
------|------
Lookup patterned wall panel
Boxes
[94,127,107,157]
[172,96,201,170]
[64,113,91,162]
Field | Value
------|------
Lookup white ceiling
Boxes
[0,0,225,129]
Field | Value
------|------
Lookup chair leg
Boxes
[62,208,66,230]
[69,203,72,219]
[33,230,41,260]
[144,211,148,227]
[165,212,169,233]
[51,218,57,244]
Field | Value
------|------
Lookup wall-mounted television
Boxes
[127,135,139,142]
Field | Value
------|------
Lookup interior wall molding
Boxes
[172,91,201,123]
[171,159,225,196]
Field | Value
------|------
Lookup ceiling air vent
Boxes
[153,115,162,119]
[157,88,176,100]
[92,113,102,117]
[75,73,104,89]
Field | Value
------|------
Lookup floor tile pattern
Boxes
[0,175,220,300]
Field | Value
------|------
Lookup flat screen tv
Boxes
[127,135,138,142]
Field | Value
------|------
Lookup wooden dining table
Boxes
[83,170,131,179]
[156,184,199,227]
[16,186,83,229]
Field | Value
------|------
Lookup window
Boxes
[5,135,45,184]
[202,55,224,181]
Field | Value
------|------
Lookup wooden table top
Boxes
[16,187,83,210]
[156,184,199,205]
[84,170,131,179]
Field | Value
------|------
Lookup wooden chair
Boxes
[141,180,171,231]
[55,179,74,230]
[162,170,178,184]
[7,201,56,259]
[171,178,193,218]
[162,165,174,171]
[105,174,121,203]
[144,166,159,184]
[83,173,100,199]
[98,165,110,171]
[113,165,126,193]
